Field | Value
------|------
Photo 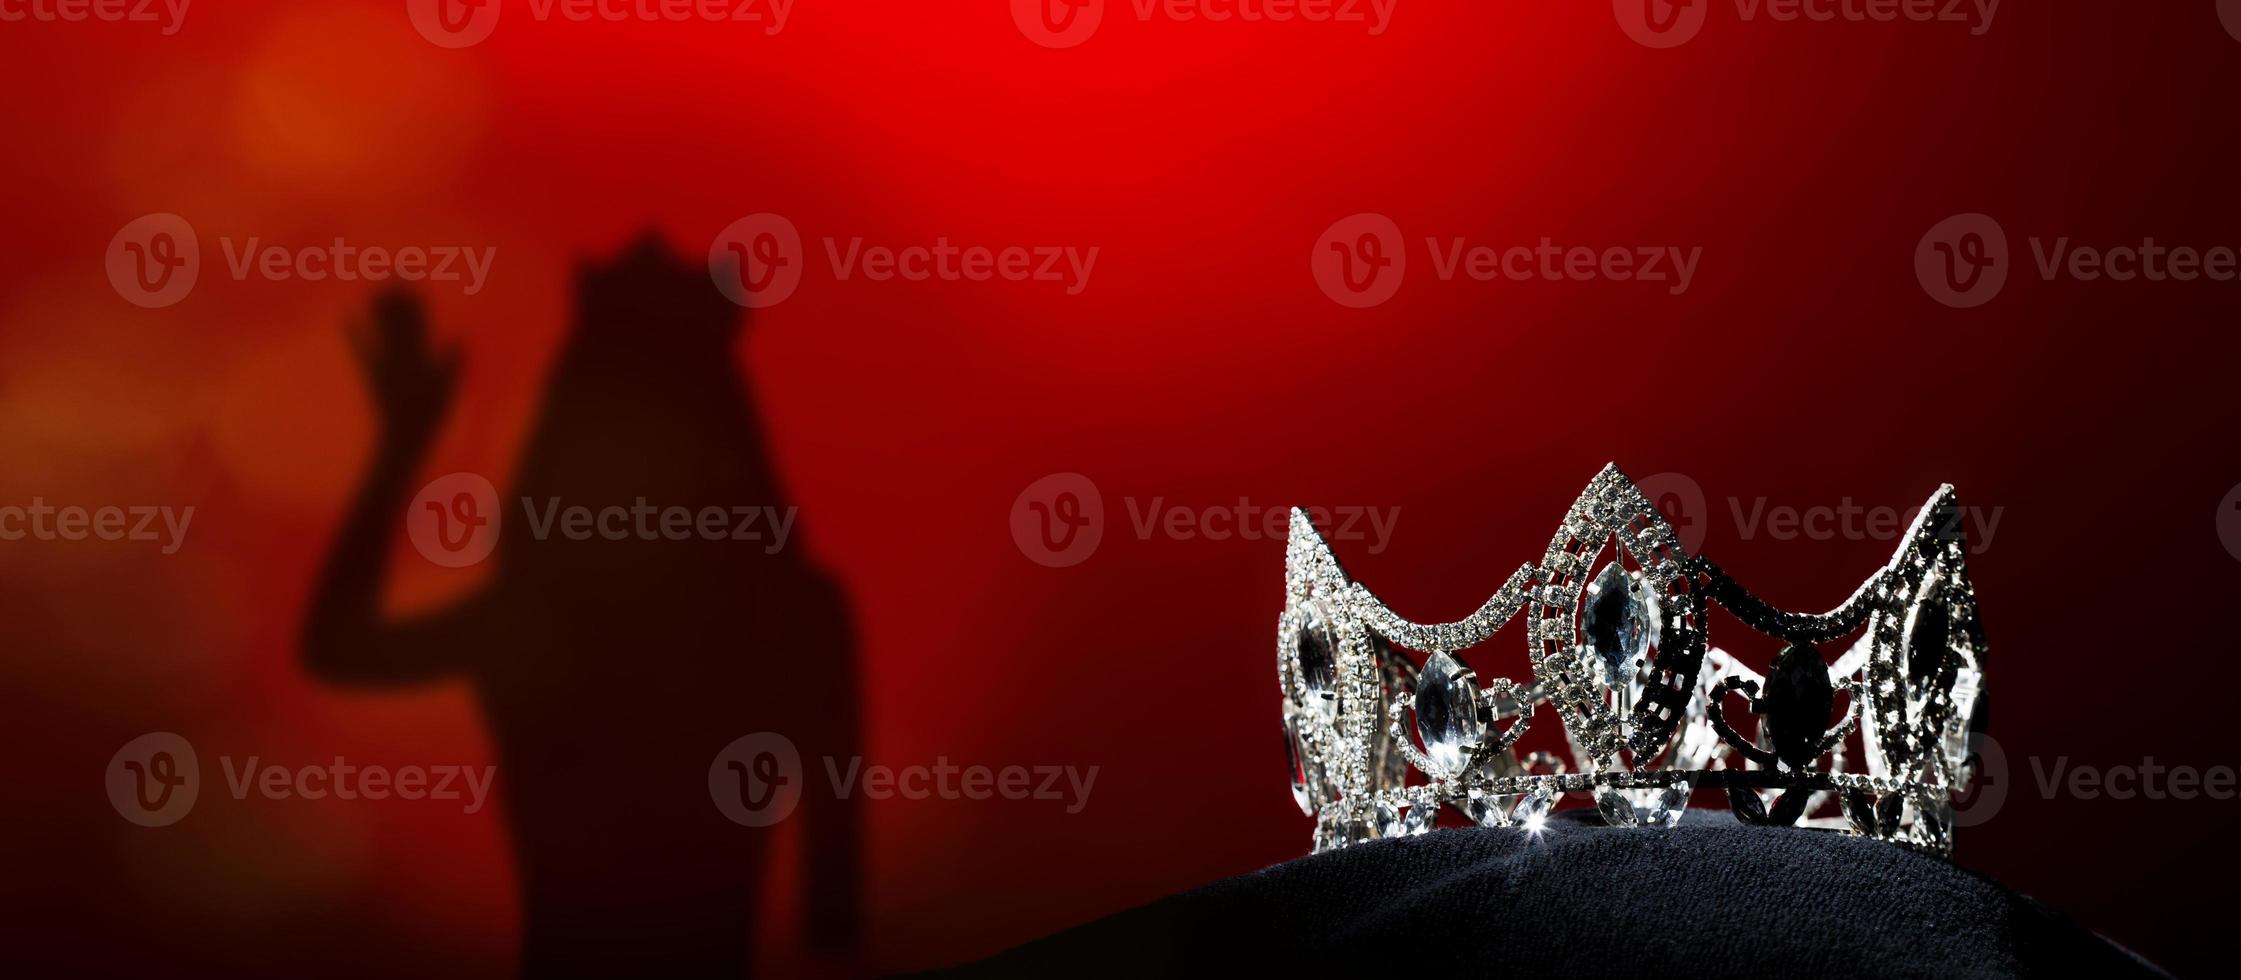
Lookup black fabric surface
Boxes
[945,810,2165,978]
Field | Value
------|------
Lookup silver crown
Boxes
[1279,465,1988,856]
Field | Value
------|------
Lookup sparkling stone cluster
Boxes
[1278,464,1989,857]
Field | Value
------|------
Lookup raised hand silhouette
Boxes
[347,288,460,451]
[305,234,862,977]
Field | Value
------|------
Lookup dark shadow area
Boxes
[303,234,859,977]
[945,811,2168,978]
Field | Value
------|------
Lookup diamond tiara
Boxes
[1279,464,1988,856]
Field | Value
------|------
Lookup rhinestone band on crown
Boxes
[1279,464,1988,856]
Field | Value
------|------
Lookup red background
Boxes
[4,0,2238,974]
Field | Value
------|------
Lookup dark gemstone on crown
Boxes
[1763,642,1833,769]
[1907,596,1950,688]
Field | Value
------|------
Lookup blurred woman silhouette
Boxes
[304,235,861,977]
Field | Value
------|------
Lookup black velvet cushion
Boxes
[948,810,2164,978]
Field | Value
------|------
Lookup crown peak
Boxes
[1276,466,1988,856]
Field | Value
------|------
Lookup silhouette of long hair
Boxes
[304,233,860,977]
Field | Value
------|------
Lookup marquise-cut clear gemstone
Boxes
[1285,717,1315,815]
[1596,788,1639,827]
[1583,562,1658,686]
[1844,789,1880,835]
[1512,785,1555,830]
[1465,791,1511,828]
[1296,604,1339,719]
[1649,781,1690,828]
[1315,811,1373,852]
[1414,650,1483,773]
[1374,801,1431,839]
[1915,799,1953,851]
